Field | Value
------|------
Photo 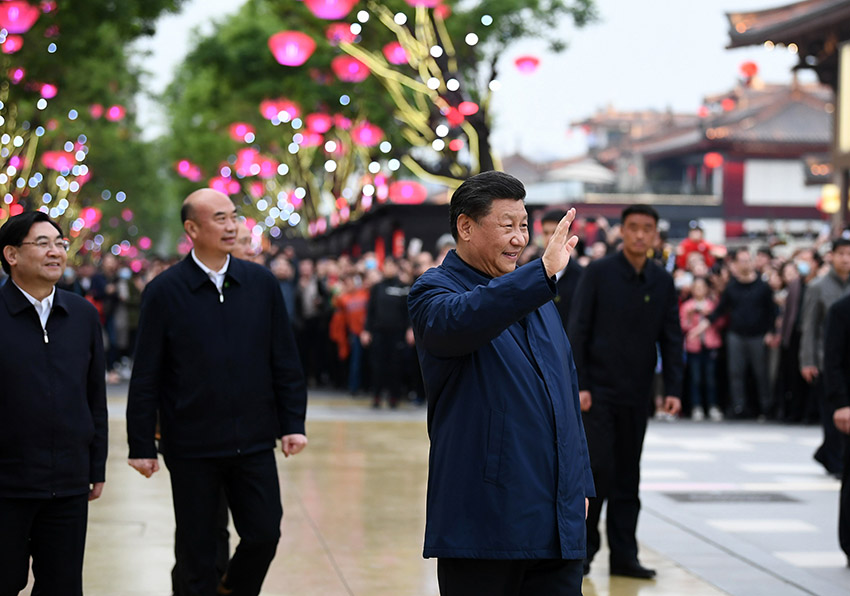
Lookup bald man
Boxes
[127,189,308,596]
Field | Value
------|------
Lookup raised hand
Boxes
[541,208,580,278]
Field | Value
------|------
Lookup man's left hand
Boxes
[89,482,105,501]
[585,498,589,520]
[662,396,681,417]
[281,434,308,457]
[834,407,850,435]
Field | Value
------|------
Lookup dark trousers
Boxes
[370,329,406,401]
[437,558,583,596]
[0,494,88,596]
[813,377,845,475]
[582,400,648,566]
[172,489,230,595]
[687,348,718,409]
[165,450,283,596]
[841,433,850,560]
[726,332,772,416]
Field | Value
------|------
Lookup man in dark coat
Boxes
[408,171,594,595]
[0,211,107,596]
[822,293,850,565]
[126,189,308,596]
[569,204,683,579]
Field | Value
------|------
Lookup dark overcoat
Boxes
[408,250,594,559]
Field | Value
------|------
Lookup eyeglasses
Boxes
[19,238,71,252]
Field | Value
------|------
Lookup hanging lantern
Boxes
[739,61,758,78]
[434,4,451,18]
[448,139,464,151]
[389,180,428,204]
[514,55,540,74]
[458,101,479,116]
[89,104,103,119]
[9,67,24,84]
[300,131,325,147]
[351,121,383,146]
[105,105,126,121]
[229,122,255,142]
[697,105,709,118]
[39,83,57,99]
[445,107,464,127]
[721,97,736,111]
[1,35,23,54]
[331,56,370,82]
[382,41,408,65]
[258,157,278,179]
[326,23,356,45]
[268,31,316,67]
[306,113,333,134]
[0,1,41,34]
[334,114,352,130]
[210,176,241,196]
[703,152,724,169]
[41,151,75,172]
[304,0,358,20]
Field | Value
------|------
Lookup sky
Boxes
[134,0,811,160]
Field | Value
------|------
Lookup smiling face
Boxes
[184,190,238,259]
[4,221,67,289]
[456,198,528,277]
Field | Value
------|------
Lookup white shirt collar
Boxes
[191,250,230,292]
[12,280,55,329]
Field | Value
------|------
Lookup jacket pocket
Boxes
[484,409,505,484]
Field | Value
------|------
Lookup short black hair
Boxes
[0,211,64,275]
[757,246,773,258]
[541,209,567,225]
[621,204,659,224]
[832,237,850,252]
[449,171,526,241]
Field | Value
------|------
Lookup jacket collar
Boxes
[614,250,654,282]
[1,279,69,316]
[441,249,493,289]
[179,254,244,292]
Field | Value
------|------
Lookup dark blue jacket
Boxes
[408,250,594,560]
[0,282,107,498]
[127,256,307,459]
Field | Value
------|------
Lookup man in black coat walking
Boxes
[126,189,308,596]
[569,204,683,579]
[0,211,107,596]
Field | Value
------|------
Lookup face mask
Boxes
[796,261,811,276]
[119,268,132,280]
[63,267,75,280]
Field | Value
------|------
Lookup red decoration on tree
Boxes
[514,55,540,74]
[703,152,724,169]
[458,101,479,116]
[445,107,464,127]
[41,151,75,171]
[305,0,358,20]
[331,55,370,82]
[1,35,23,54]
[739,61,758,78]
[382,41,408,65]
[39,83,57,99]
[306,113,333,133]
[229,122,255,142]
[448,139,464,151]
[721,97,736,111]
[0,2,40,34]
[389,180,427,204]
[404,0,442,7]
[326,23,356,45]
[105,105,126,121]
[268,31,316,67]
[351,121,383,146]
[434,4,451,18]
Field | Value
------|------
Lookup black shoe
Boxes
[609,561,656,579]
[582,559,590,576]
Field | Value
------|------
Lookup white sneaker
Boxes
[691,407,705,422]
[708,406,724,422]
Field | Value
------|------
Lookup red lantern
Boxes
[176,159,202,182]
[39,83,57,99]
[301,131,325,147]
[697,105,709,118]
[258,158,278,179]
[331,56,370,82]
[445,107,464,127]
[306,113,333,134]
[351,121,383,146]
[721,97,736,111]
[448,139,464,151]
[89,104,103,119]
[740,61,758,78]
[392,228,405,258]
[458,101,479,116]
[334,114,352,130]
[404,0,441,6]
[229,122,255,142]
[382,41,408,65]
[210,176,241,196]
[305,0,358,20]
[0,2,40,34]
[41,151,75,171]
[514,55,540,74]
[374,236,385,262]
[1,35,23,54]
[703,152,724,169]
[389,180,428,204]
[105,105,126,121]
[434,4,451,18]
[268,31,316,67]
[9,67,24,84]
[326,23,356,45]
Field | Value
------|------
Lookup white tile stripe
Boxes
[773,551,848,568]
[707,519,818,533]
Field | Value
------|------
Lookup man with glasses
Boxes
[0,211,108,595]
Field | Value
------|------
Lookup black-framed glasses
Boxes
[19,239,71,252]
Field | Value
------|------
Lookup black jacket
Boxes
[568,252,683,404]
[0,282,107,498]
[824,294,850,410]
[552,260,584,335]
[126,256,307,459]
[365,276,410,333]
[708,276,777,337]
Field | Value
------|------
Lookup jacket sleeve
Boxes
[824,302,850,410]
[567,265,596,392]
[408,260,555,359]
[270,275,308,436]
[87,307,108,483]
[659,276,685,398]
[126,285,167,459]
[798,283,821,369]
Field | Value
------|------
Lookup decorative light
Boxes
[105,105,126,121]
[703,152,723,169]
[721,97,736,111]
[435,124,449,137]
[514,55,540,74]
[357,10,369,22]
[394,12,407,25]
[434,4,451,18]
[229,122,255,142]
[465,33,479,45]
[389,180,427,204]
[0,2,40,34]
[1,35,23,54]
[382,41,407,65]
[489,80,502,91]
[304,0,358,20]
[306,113,333,133]
[40,83,57,99]
[739,61,758,78]
[351,121,383,146]
[326,23,356,45]
[432,139,445,151]
[379,141,392,153]
[404,0,441,6]
[430,45,443,58]
[41,151,75,171]
[331,55,370,82]
[268,31,316,66]
[449,139,464,151]
[446,78,460,91]
[427,77,441,90]
[697,105,710,118]
[481,15,493,26]
[458,101,479,116]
